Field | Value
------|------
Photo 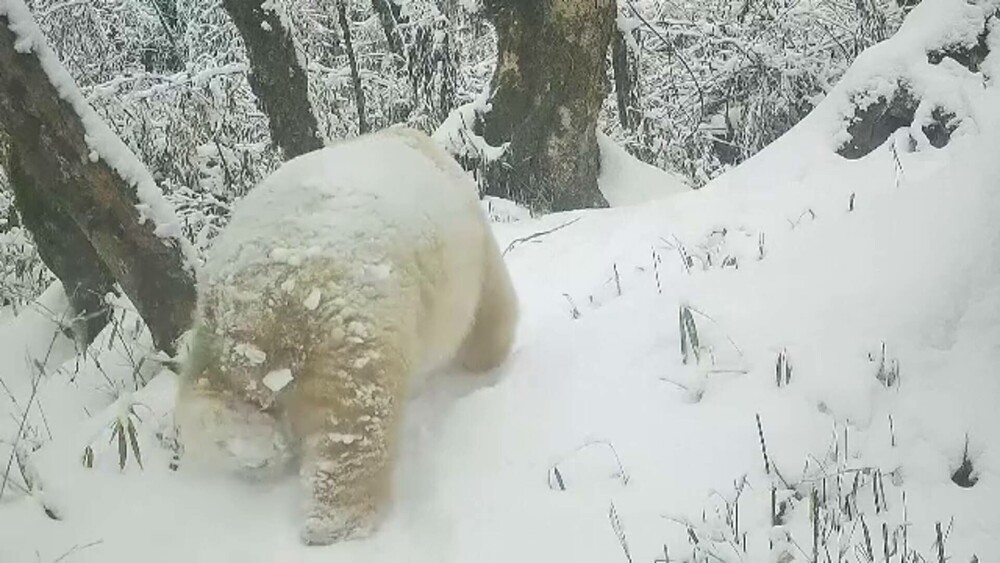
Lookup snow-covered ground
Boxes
[2,0,999,560]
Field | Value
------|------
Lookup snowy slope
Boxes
[2,0,1000,560]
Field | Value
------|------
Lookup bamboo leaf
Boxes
[117,420,128,471]
[127,418,144,470]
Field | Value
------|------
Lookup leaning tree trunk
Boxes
[479,0,616,212]
[0,9,196,356]
[222,0,324,160]
[5,147,117,348]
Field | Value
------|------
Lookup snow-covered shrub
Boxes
[604,0,905,185]
[293,0,481,138]
[0,150,53,311]
[0,225,53,313]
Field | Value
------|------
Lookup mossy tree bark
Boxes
[222,0,324,160]
[479,0,616,212]
[0,14,196,355]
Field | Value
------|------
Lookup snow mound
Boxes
[598,133,689,206]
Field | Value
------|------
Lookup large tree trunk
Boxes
[5,146,117,348]
[0,11,196,355]
[479,0,615,212]
[222,0,324,160]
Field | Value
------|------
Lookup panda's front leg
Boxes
[298,433,389,544]
[288,352,404,545]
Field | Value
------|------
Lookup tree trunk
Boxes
[371,0,406,59]
[5,146,117,348]
[0,13,196,355]
[611,26,640,131]
[479,0,615,212]
[222,0,324,160]
[337,2,369,135]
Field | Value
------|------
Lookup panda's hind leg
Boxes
[456,239,518,373]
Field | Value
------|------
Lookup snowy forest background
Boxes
[0,0,909,310]
[7,0,999,560]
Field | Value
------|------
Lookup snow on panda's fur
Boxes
[175,127,518,545]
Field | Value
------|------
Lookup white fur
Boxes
[176,127,518,545]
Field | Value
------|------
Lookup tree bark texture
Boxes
[222,0,323,160]
[6,146,117,347]
[479,0,615,212]
[0,15,196,355]
[337,2,370,135]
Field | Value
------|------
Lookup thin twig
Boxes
[685,305,745,359]
[502,217,581,256]
[52,540,104,563]
[1,362,43,501]
[756,414,771,475]
[1,315,64,501]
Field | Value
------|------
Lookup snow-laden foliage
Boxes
[603,0,905,185]
[0,196,53,312]
[0,139,53,311]
[291,0,480,137]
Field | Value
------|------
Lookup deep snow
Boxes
[2,0,1000,560]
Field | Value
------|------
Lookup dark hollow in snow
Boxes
[923,107,959,149]
[927,28,990,72]
[951,439,979,489]
[837,87,916,159]
[836,84,957,159]
[951,457,979,488]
